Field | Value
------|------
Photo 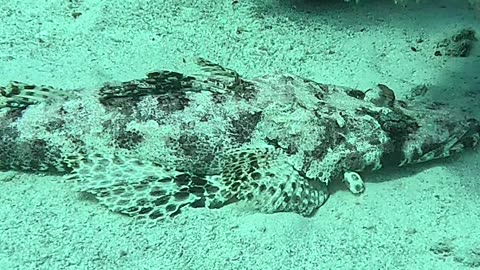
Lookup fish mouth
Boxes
[416,119,480,164]
[448,119,480,152]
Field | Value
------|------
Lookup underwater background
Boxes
[0,0,479,269]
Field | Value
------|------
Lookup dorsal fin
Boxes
[98,71,198,103]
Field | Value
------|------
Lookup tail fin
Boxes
[0,81,71,110]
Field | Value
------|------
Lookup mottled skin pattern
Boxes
[0,59,478,224]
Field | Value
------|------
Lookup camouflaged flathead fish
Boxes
[0,59,478,223]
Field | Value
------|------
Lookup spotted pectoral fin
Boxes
[0,81,71,110]
[220,147,328,216]
[68,153,225,223]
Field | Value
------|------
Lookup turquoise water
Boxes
[0,0,479,269]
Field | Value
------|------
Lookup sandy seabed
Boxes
[0,0,479,269]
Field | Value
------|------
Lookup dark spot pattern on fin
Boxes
[196,58,257,100]
[219,147,328,216]
[0,82,71,110]
[98,71,196,107]
[70,153,226,224]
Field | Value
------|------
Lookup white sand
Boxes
[0,0,479,269]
